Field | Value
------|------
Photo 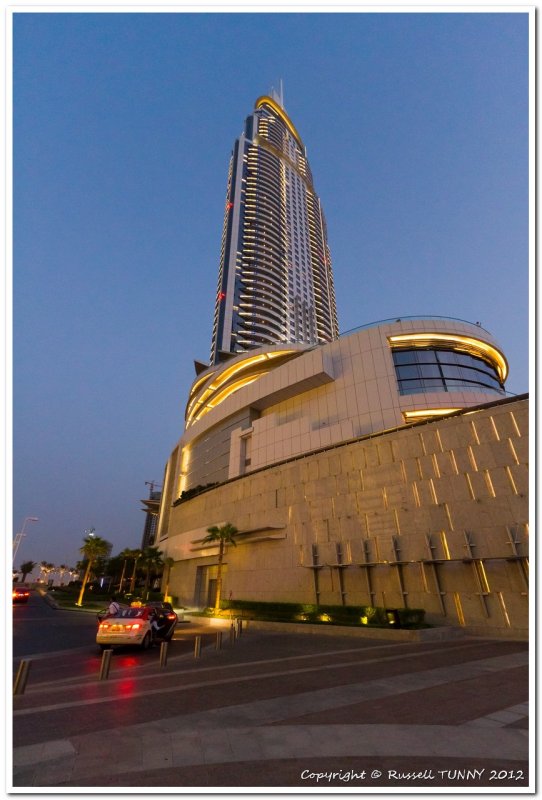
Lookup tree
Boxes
[19,560,37,583]
[40,561,55,584]
[75,534,112,606]
[140,546,164,599]
[115,548,135,594]
[201,523,238,612]
[128,549,143,594]
[57,564,67,585]
[162,556,175,601]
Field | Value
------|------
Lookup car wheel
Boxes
[141,632,152,650]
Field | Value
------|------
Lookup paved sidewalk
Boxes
[12,632,530,790]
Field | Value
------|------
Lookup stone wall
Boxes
[161,396,528,638]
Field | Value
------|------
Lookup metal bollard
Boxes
[14,660,32,695]
[215,631,223,650]
[159,641,169,668]
[229,623,236,645]
[99,648,113,680]
[194,635,201,659]
[236,618,243,637]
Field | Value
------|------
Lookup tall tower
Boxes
[210,89,339,365]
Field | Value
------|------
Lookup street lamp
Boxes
[13,517,39,565]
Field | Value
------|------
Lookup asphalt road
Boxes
[13,591,98,657]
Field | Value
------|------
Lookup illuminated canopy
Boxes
[185,349,301,426]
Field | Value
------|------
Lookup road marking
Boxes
[14,639,480,694]
[13,646,93,661]
[13,647,527,716]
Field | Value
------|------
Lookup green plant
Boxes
[75,533,112,607]
[201,523,238,612]
[218,599,426,628]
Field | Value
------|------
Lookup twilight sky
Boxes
[12,10,530,570]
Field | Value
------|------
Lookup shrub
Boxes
[218,599,425,628]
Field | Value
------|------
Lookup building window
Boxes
[392,348,505,396]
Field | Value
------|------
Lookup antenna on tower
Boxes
[270,80,285,109]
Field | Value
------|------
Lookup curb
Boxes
[184,614,465,641]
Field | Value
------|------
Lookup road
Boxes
[12,594,530,790]
[13,591,98,657]
[12,591,218,689]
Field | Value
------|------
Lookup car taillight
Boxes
[100,622,110,629]
[166,613,176,620]
[125,623,141,631]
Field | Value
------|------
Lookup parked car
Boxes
[12,586,30,604]
[96,604,178,650]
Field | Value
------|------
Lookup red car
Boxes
[13,586,30,604]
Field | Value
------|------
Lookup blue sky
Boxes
[12,10,529,570]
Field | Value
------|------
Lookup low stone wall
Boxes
[242,619,467,641]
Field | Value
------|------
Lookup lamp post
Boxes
[13,517,38,565]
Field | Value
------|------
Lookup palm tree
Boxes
[162,556,175,601]
[58,564,67,585]
[75,534,112,606]
[19,560,37,583]
[116,548,134,594]
[128,549,143,594]
[140,546,164,599]
[40,561,55,584]
[201,523,238,612]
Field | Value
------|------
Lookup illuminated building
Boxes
[210,88,338,366]
[155,89,528,637]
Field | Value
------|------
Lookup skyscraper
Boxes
[210,88,339,365]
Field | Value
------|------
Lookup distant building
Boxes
[140,490,161,549]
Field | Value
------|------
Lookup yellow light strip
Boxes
[188,370,216,403]
[254,96,303,149]
[186,349,299,424]
[402,408,461,422]
[388,333,508,382]
[192,373,268,423]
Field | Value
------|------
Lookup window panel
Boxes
[415,350,438,363]
[441,365,462,379]
[393,346,504,397]
[421,378,445,391]
[397,365,420,379]
[393,351,412,365]
[419,364,441,378]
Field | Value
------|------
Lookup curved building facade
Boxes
[210,91,338,365]
[165,316,508,499]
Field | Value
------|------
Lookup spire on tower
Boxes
[270,79,285,108]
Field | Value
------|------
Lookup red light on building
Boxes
[227,202,234,210]
[219,292,226,301]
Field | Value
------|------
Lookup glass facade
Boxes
[210,91,338,365]
[393,348,505,396]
